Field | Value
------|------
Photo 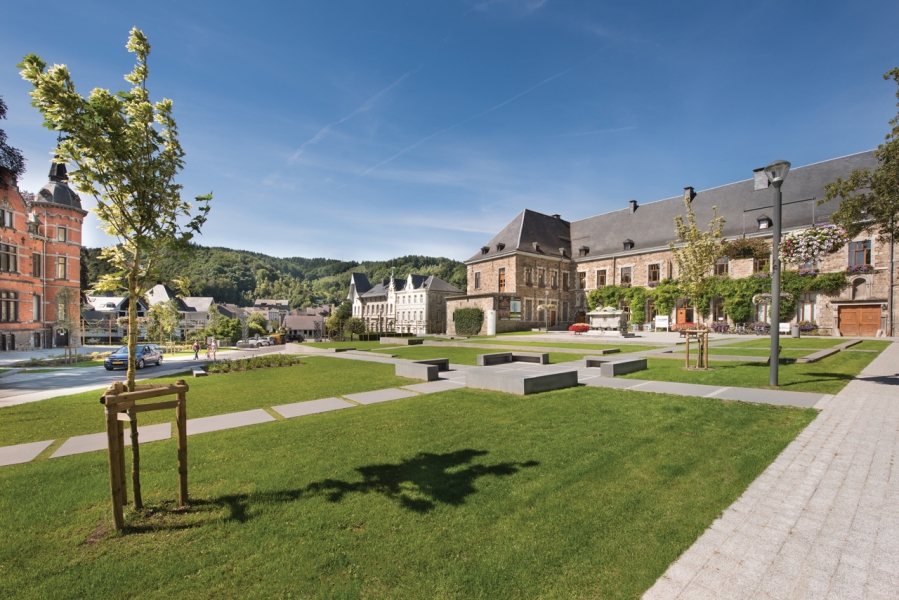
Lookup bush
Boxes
[454,308,484,336]
[569,323,590,333]
[205,354,304,374]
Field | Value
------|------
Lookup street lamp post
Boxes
[764,160,791,387]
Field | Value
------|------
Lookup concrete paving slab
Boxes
[631,381,725,397]
[186,409,275,435]
[344,388,419,405]
[271,397,354,419]
[51,423,172,458]
[582,377,645,389]
[401,380,467,394]
[0,439,54,466]
[715,387,824,408]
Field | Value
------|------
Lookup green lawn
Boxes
[0,385,815,599]
[14,359,106,369]
[371,345,587,365]
[619,350,882,394]
[470,340,663,353]
[0,357,415,446]
[300,340,389,350]
[723,337,845,349]
[852,340,892,351]
[670,348,814,358]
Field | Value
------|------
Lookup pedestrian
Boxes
[205,342,211,361]
[192,340,199,360]
[211,339,218,362]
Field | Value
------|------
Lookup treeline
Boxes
[80,245,467,308]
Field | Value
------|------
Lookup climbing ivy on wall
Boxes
[453,308,484,336]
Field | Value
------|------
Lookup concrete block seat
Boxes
[476,352,550,366]
[583,357,647,377]
[192,367,208,377]
[413,358,450,371]
[327,347,355,353]
[394,358,451,381]
[465,369,579,395]
[379,338,423,345]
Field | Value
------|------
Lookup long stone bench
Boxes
[395,362,439,381]
[583,356,611,368]
[412,358,450,371]
[327,347,355,353]
[476,352,550,366]
[465,369,579,395]
[192,367,208,377]
[379,338,424,345]
[598,358,647,377]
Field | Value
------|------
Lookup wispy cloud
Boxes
[288,69,419,163]
[548,125,636,138]
[469,0,550,14]
[346,67,571,183]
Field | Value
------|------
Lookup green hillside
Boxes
[81,246,467,308]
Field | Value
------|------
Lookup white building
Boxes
[348,271,463,335]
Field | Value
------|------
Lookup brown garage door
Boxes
[839,306,881,337]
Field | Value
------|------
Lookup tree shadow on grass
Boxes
[123,449,538,534]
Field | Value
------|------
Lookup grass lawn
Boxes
[852,340,892,351]
[0,357,415,447]
[470,340,663,353]
[619,350,883,394]
[723,337,845,349]
[14,359,106,369]
[301,340,388,350]
[371,345,587,365]
[670,348,814,359]
[0,385,815,599]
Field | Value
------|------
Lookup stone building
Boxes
[348,271,464,335]
[1,161,86,350]
[447,151,896,337]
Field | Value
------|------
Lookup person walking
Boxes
[211,339,218,362]
[205,342,211,361]
[192,340,199,360]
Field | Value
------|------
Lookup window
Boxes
[32,253,41,278]
[754,257,770,273]
[623,239,634,250]
[538,268,545,287]
[620,267,632,285]
[57,227,67,242]
[798,293,816,322]
[33,294,41,321]
[1,209,12,228]
[648,264,660,284]
[715,257,729,276]
[0,244,17,273]
[596,269,606,287]
[562,272,569,291]
[498,268,506,293]
[758,216,772,230]
[849,241,872,266]
[578,272,586,289]
[56,256,67,279]
[1,291,18,322]
[474,271,481,290]
[524,298,533,321]
[524,267,532,286]
[562,301,569,322]
[712,298,727,322]
[551,271,558,289]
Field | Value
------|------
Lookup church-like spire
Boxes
[48,159,67,182]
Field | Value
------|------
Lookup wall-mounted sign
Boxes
[654,315,669,330]
[498,297,521,320]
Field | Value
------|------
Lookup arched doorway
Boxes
[55,328,69,347]
[575,310,586,324]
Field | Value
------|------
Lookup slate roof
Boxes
[182,297,214,313]
[30,162,86,212]
[254,299,289,309]
[570,151,878,259]
[283,315,323,331]
[359,274,463,298]
[466,209,572,263]
[420,275,463,294]
[216,303,249,319]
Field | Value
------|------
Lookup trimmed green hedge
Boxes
[206,354,304,374]
[454,308,484,336]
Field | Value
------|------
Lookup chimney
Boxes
[551,214,561,219]
[683,187,695,202]
[752,168,769,191]
[629,199,638,213]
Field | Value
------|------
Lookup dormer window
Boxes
[532,242,540,252]
[481,246,489,255]
[623,239,634,251]
[579,246,589,257]
[758,215,772,230]
[559,247,567,257]
[496,243,505,251]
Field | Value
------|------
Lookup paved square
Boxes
[186,409,275,435]
[343,388,419,405]
[51,423,172,458]
[271,397,354,419]
[0,439,54,466]
[401,380,466,394]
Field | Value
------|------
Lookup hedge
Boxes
[454,308,484,336]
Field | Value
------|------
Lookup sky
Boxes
[1,0,898,262]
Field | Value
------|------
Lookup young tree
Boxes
[0,96,26,185]
[19,28,211,509]
[822,68,899,335]
[247,312,268,337]
[670,197,726,316]
[345,317,365,341]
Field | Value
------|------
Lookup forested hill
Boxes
[81,245,467,308]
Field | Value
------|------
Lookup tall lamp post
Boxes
[764,159,791,387]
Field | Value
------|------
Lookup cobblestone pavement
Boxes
[643,342,899,599]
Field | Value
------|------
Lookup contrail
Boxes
[290,69,419,163]
[347,67,571,183]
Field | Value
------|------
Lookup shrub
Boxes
[205,354,304,374]
[454,308,484,336]
[722,237,770,260]
[569,323,590,333]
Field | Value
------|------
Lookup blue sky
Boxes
[2,0,897,261]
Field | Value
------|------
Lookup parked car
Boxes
[104,344,164,371]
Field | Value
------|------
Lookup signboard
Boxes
[654,315,669,331]
[498,297,521,321]
[509,300,521,321]
[779,322,791,334]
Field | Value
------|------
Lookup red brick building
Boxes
[0,162,86,350]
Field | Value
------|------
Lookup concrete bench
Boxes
[583,356,611,368]
[413,358,450,371]
[327,347,355,353]
[465,369,579,395]
[476,352,550,366]
[379,338,424,345]
[395,362,439,381]
[599,358,647,377]
[192,367,208,377]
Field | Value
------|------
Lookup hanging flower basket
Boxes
[779,225,848,266]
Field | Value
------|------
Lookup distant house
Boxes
[82,294,148,343]
[253,298,289,327]
[216,303,248,320]
[283,315,324,341]
[349,271,463,335]
[145,283,214,337]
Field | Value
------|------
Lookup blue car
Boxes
[104,344,164,371]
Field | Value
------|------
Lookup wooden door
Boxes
[676,308,694,324]
[839,306,881,337]
[550,310,556,326]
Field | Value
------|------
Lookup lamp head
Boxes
[764,160,791,184]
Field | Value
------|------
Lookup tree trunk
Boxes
[126,262,143,509]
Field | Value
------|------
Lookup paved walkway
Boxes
[643,341,899,599]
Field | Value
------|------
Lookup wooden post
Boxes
[685,333,690,368]
[175,379,188,507]
[117,417,127,506]
[105,404,125,531]
[703,330,709,369]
